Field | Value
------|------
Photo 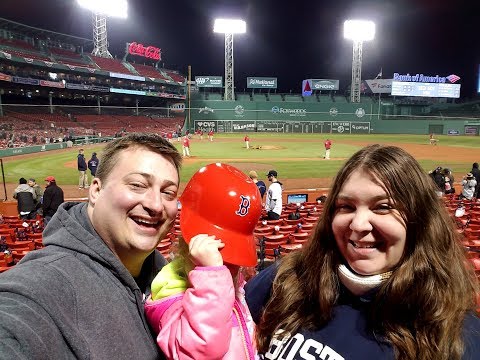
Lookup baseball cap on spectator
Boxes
[266,170,278,178]
[466,173,474,179]
[45,176,56,182]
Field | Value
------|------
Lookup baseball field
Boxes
[1,133,479,201]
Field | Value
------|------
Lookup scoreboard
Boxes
[391,81,461,98]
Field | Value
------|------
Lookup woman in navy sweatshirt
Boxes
[246,144,480,360]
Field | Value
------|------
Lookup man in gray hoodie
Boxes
[0,133,182,359]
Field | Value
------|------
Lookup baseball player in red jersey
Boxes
[324,139,332,159]
[244,134,250,149]
[182,136,191,157]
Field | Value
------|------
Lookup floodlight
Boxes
[213,19,246,101]
[213,19,246,34]
[343,20,375,41]
[77,0,128,18]
[344,20,376,103]
[78,0,128,58]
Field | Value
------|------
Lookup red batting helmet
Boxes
[180,163,262,266]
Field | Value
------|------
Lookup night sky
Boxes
[0,0,478,97]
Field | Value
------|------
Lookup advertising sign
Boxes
[13,76,39,85]
[310,79,339,91]
[351,122,371,134]
[0,72,12,82]
[194,120,217,132]
[40,80,65,88]
[247,77,277,89]
[302,79,312,96]
[91,85,110,92]
[66,83,92,91]
[447,129,460,135]
[110,88,146,96]
[392,73,460,84]
[195,76,223,88]
[464,126,479,136]
[128,42,161,61]
[110,72,145,82]
[362,79,392,94]
[232,121,256,132]
[271,106,307,118]
[169,103,185,113]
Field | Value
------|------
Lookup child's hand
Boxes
[189,234,225,267]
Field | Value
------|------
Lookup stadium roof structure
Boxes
[0,17,93,47]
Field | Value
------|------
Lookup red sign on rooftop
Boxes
[128,42,161,61]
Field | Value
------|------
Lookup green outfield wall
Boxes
[0,143,67,158]
[189,100,479,135]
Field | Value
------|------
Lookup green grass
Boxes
[2,133,479,185]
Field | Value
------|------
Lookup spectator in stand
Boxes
[442,168,455,195]
[0,133,182,358]
[246,144,480,360]
[249,170,267,199]
[77,148,88,189]
[244,134,250,149]
[460,173,477,200]
[88,152,100,177]
[182,135,190,157]
[28,178,44,215]
[429,166,445,197]
[471,162,480,198]
[167,131,173,143]
[42,176,64,226]
[265,170,283,220]
[13,177,37,220]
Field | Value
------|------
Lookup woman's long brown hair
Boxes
[256,144,478,360]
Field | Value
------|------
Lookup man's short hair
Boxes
[248,170,258,179]
[19,177,27,184]
[95,133,182,183]
[28,178,36,183]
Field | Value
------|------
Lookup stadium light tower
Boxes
[77,0,128,58]
[344,20,375,103]
[214,19,246,101]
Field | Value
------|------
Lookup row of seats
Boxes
[0,216,45,271]
[0,43,186,83]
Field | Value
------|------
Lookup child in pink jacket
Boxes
[144,163,262,360]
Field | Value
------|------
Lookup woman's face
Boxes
[332,170,407,275]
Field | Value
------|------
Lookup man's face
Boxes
[88,147,179,264]
[28,180,35,187]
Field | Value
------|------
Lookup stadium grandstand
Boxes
[0,17,186,148]
[2,13,480,150]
